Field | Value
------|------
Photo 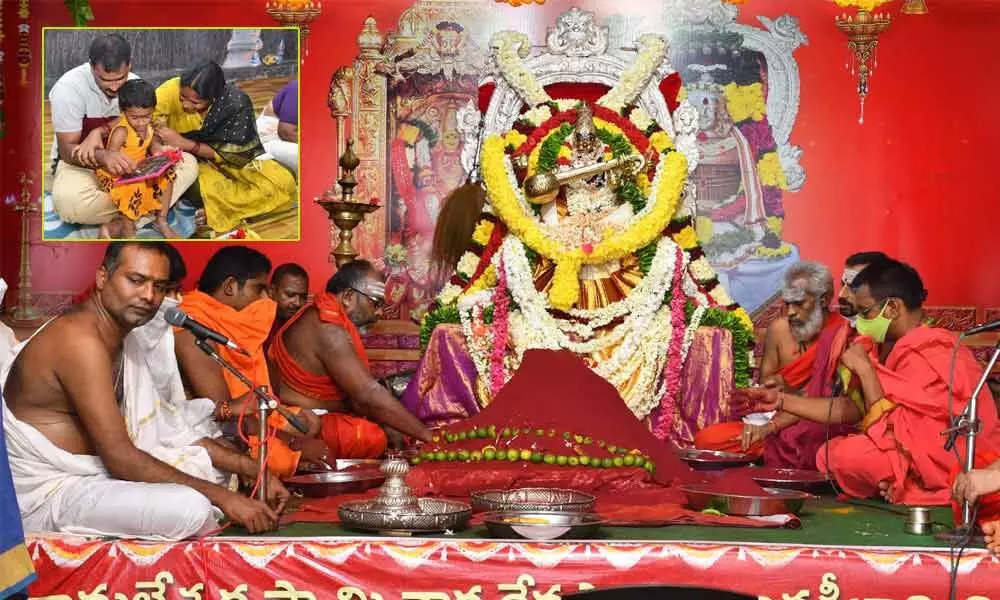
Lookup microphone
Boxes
[164,307,250,356]
[962,320,1000,337]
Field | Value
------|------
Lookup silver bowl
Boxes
[679,483,813,516]
[471,488,596,513]
[677,448,757,470]
[338,497,471,534]
[482,511,606,540]
[284,470,385,498]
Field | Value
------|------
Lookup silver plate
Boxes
[483,511,606,540]
[471,488,596,513]
[339,497,472,534]
[285,470,385,498]
[677,448,757,470]
[679,483,813,516]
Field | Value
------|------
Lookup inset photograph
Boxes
[41,27,300,241]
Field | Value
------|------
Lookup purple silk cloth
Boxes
[401,324,481,428]
[665,326,735,447]
[273,80,298,125]
[404,324,736,441]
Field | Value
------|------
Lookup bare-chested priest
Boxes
[694,261,856,469]
[269,260,432,458]
[1,242,288,539]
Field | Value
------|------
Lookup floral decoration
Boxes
[598,34,667,112]
[492,31,551,107]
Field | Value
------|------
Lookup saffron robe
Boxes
[178,292,302,478]
[694,313,855,469]
[817,325,1000,506]
[269,293,387,459]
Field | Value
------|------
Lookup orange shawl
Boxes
[178,292,302,478]
[869,325,1000,505]
[268,292,368,403]
[178,291,276,398]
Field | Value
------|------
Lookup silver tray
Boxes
[483,511,605,540]
[749,467,832,491]
[677,448,757,470]
[339,497,471,534]
[284,470,385,498]
[679,483,813,516]
[471,488,596,513]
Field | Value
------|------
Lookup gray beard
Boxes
[790,305,825,344]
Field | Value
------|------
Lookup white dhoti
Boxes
[2,307,227,541]
[256,113,298,174]
[0,279,18,374]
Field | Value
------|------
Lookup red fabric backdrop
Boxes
[1,0,999,308]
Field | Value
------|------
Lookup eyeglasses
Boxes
[352,287,384,309]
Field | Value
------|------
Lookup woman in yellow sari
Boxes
[153,60,296,233]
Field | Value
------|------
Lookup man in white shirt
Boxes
[48,34,198,227]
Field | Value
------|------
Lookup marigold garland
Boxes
[482,134,688,311]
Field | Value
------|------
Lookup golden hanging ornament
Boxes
[834,9,892,124]
[901,0,929,15]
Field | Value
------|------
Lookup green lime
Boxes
[519,449,532,461]
[607,445,617,454]
[501,427,512,438]
[634,456,646,467]
[583,437,593,445]
[507,449,520,462]
[645,462,655,473]
[446,451,457,461]
[601,458,613,468]
[623,455,636,467]
[568,456,580,466]
[531,452,543,463]
[612,457,624,468]
[543,454,556,464]
[432,435,441,443]
[476,427,488,438]
[562,432,572,440]
[410,457,421,465]
[556,455,568,466]
[483,449,496,461]
[535,428,545,436]
[435,451,446,461]
[573,434,584,443]
[579,456,590,466]
[488,425,497,436]
[457,450,470,461]
[471,450,482,461]
[592,459,603,468]
[446,433,456,443]
[458,431,468,441]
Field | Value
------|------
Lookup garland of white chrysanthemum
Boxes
[597,34,668,112]
[501,236,677,353]
[500,236,687,419]
[492,31,551,107]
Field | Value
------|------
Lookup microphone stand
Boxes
[937,337,1000,542]
[193,338,282,504]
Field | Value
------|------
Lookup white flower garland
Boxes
[491,31,551,107]
[597,34,668,112]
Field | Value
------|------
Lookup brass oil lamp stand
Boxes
[317,139,380,267]
[9,172,43,326]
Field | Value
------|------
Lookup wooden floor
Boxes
[41,76,299,240]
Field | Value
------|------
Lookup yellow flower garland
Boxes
[673,226,698,250]
[481,135,688,311]
[472,220,495,246]
[723,82,766,123]
[757,152,788,190]
[462,264,498,297]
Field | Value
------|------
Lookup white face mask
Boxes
[132,296,180,351]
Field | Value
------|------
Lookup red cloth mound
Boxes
[703,468,767,496]
[418,349,696,486]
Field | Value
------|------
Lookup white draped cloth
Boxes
[1,298,227,540]
[256,112,298,174]
[0,279,19,373]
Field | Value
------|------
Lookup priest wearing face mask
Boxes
[174,246,325,479]
[746,259,1000,505]
[836,251,891,325]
